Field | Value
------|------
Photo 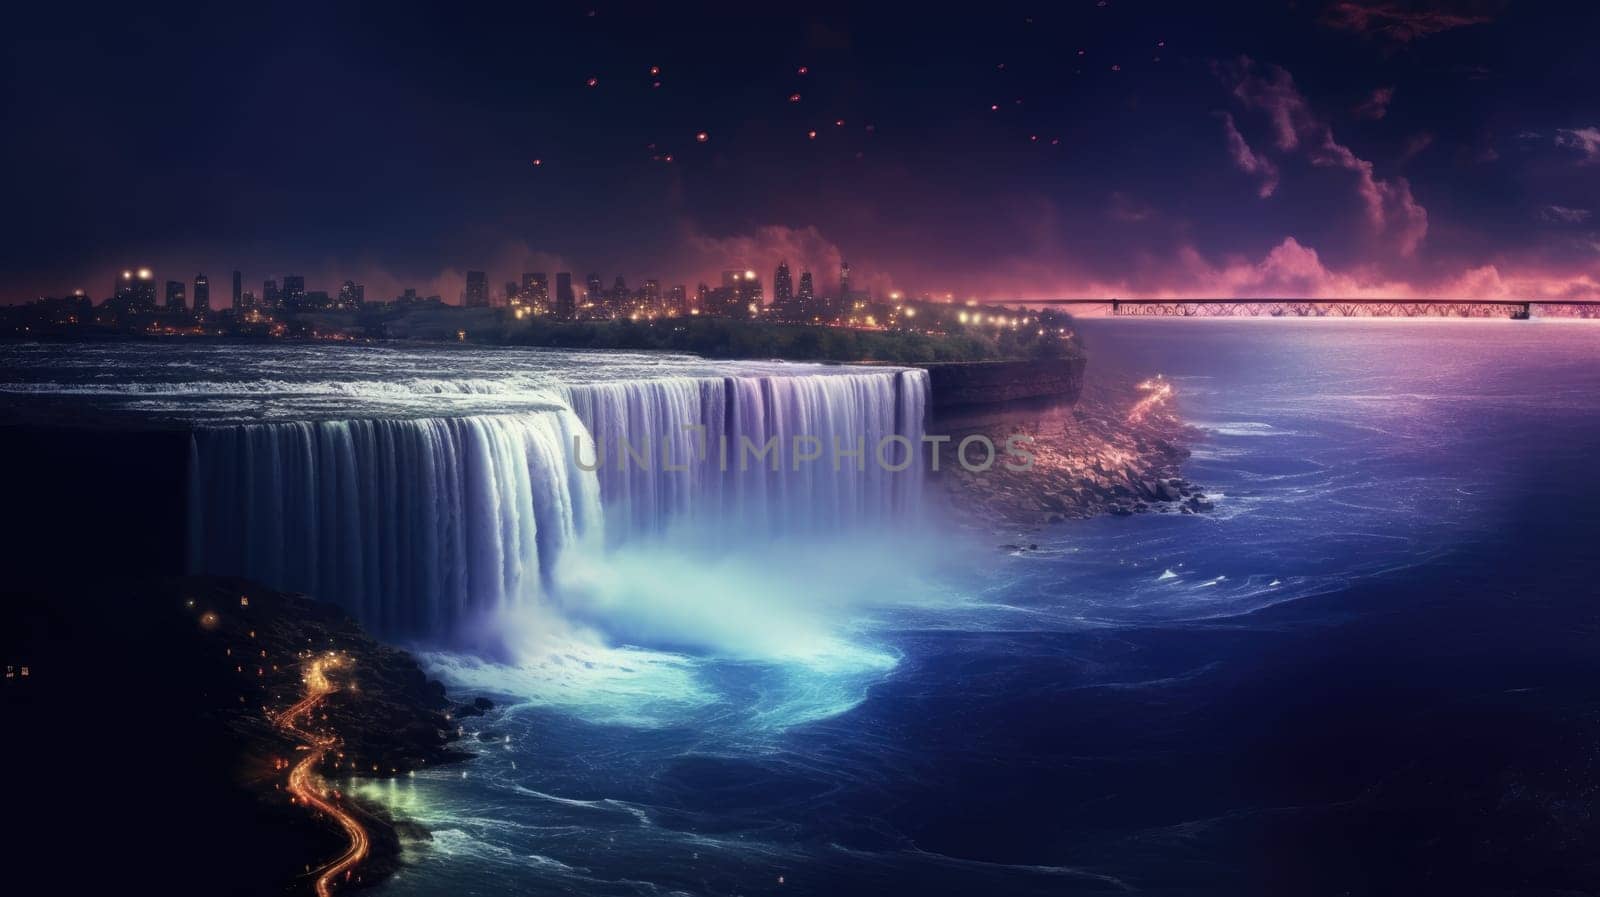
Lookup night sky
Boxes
[4,1,1598,305]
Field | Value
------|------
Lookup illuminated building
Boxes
[523,272,549,312]
[263,279,280,308]
[669,284,687,316]
[838,260,851,319]
[114,268,158,310]
[504,281,519,307]
[773,261,795,320]
[193,273,210,314]
[641,279,661,315]
[337,280,365,309]
[797,271,815,321]
[555,272,575,319]
[464,270,489,307]
[232,270,242,310]
[609,275,629,314]
[585,273,603,310]
[165,280,187,311]
[282,275,306,309]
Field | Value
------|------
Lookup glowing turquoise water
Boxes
[360,320,1600,895]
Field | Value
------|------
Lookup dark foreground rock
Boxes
[0,576,483,896]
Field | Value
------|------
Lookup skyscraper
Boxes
[555,272,575,319]
[609,275,629,315]
[837,261,851,319]
[734,270,763,318]
[231,270,242,310]
[773,261,793,319]
[263,279,280,308]
[641,279,661,315]
[464,270,489,307]
[524,272,549,311]
[282,275,306,309]
[669,284,687,316]
[338,280,365,309]
[797,271,815,321]
[504,281,519,305]
[585,273,603,311]
[115,269,157,310]
[193,273,210,313]
[165,280,186,311]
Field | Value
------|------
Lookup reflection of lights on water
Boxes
[1128,375,1174,423]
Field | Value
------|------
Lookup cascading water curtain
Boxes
[189,369,927,640]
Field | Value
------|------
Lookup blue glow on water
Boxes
[357,320,1600,896]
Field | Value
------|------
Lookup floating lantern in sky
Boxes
[789,92,801,103]
[807,130,817,139]
[796,65,809,75]
[834,119,845,127]
[585,76,599,87]
[649,65,661,76]
[695,131,709,142]
[532,158,542,166]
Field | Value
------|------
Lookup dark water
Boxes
[347,320,1600,896]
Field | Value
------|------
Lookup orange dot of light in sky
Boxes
[695,131,709,142]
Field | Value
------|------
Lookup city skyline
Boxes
[4,3,1599,304]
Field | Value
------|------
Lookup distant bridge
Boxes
[1002,299,1600,319]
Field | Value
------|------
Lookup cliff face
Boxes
[921,357,1086,412]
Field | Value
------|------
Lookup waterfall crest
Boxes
[189,368,927,638]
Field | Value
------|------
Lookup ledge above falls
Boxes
[919,357,1086,414]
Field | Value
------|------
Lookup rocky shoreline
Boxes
[0,575,488,896]
[180,577,486,892]
[933,372,1212,529]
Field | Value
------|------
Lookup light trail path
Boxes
[277,656,369,897]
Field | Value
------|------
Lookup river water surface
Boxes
[345,320,1600,896]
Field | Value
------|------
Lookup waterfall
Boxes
[189,368,927,639]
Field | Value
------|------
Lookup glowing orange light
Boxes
[532,158,542,166]
[585,76,598,87]
[789,92,801,103]
[649,65,661,76]
[807,129,817,139]
[796,65,809,75]
[695,131,709,143]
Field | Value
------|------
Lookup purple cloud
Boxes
[1221,58,1429,255]
[1321,2,1495,43]
[1218,112,1281,198]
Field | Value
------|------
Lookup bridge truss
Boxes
[1110,300,1531,319]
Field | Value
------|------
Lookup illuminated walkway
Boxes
[277,656,369,897]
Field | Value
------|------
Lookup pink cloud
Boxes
[1222,59,1429,255]
[1321,2,1494,43]
[1555,127,1600,164]
[1539,205,1592,224]
[1218,112,1280,198]
[1355,86,1395,120]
